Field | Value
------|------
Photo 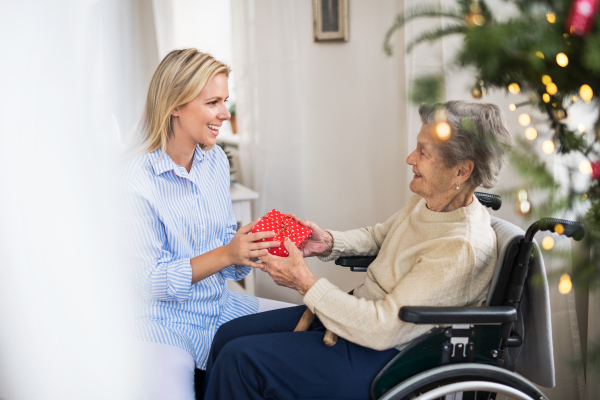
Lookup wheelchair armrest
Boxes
[334,256,376,272]
[399,306,517,325]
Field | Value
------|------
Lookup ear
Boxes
[171,106,181,117]
[456,159,474,185]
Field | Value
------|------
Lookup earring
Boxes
[456,183,460,190]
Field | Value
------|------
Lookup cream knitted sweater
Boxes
[304,194,497,351]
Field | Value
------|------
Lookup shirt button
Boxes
[199,225,204,230]
[195,195,200,199]
[213,301,217,305]
[209,326,214,330]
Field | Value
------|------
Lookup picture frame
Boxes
[312,0,349,42]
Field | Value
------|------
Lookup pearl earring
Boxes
[456,183,460,190]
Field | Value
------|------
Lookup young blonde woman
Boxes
[123,49,292,399]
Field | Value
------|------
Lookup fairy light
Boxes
[559,274,572,294]
[542,236,554,250]
[580,85,593,102]
[518,189,528,202]
[518,114,531,126]
[546,12,556,23]
[542,140,555,154]
[525,127,538,140]
[546,82,558,95]
[583,193,588,200]
[542,75,552,85]
[579,160,593,174]
[509,103,517,111]
[435,122,451,140]
[578,123,585,132]
[572,95,578,102]
[556,53,569,67]
[520,200,531,214]
[508,83,520,94]
[554,224,564,235]
[535,51,545,59]
[541,94,550,103]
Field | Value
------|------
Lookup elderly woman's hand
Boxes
[259,238,318,296]
[284,214,333,258]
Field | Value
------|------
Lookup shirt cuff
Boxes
[152,258,193,303]
[303,278,338,313]
[317,230,345,262]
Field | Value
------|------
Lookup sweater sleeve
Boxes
[305,237,477,350]
[318,195,421,262]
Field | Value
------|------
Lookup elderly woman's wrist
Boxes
[320,231,334,257]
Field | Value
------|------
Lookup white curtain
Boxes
[0,1,158,398]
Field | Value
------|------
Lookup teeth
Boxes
[207,124,220,130]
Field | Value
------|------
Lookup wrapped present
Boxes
[251,209,312,257]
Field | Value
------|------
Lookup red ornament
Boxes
[251,209,312,257]
[565,0,599,36]
[591,160,600,180]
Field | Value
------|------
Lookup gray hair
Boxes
[418,101,514,189]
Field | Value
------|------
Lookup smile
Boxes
[207,124,221,136]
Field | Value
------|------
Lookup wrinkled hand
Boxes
[225,218,280,269]
[284,214,333,258]
[259,238,318,296]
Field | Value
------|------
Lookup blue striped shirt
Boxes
[122,145,258,369]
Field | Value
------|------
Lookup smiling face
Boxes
[170,73,231,149]
[406,124,459,202]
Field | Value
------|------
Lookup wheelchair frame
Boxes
[335,192,585,400]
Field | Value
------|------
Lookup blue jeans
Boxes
[202,305,399,400]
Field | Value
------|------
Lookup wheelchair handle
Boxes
[474,192,502,211]
[524,218,585,243]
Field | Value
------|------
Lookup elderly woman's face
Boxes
[406,124,458,200]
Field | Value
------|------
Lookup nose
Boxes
[406,149,417,166]
[218,103,231,121]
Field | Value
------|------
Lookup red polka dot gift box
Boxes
[251,209,312,257]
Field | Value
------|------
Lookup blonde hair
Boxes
[140,49,231,153]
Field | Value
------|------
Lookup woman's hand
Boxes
[285,214,333,258]
[259,238,318,296]
[225,218,280,269]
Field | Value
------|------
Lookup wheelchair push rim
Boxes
[377,363,545,400]
[413,381,535,400]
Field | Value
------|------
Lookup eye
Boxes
[207,100,217,105]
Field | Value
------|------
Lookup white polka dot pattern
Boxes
[251,209,312,257]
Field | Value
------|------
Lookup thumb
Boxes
[283,237,301,257]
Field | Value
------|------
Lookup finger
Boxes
[238,218,261,234]
[246,231,277,241]
[246,241,281,250]
[283,237,302,257]
[246,260,266,270]
[247,249,270,258]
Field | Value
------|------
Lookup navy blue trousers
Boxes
[202,305,399,400]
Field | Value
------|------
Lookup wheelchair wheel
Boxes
[378,363,546,400]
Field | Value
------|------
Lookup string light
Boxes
[518,114,531,126]
[542,93,550,103]
[556,53,569,67]
[546,82,557,95]
[518,189,528,202]
[541,75,552,85]
[572,95,578,102]
[535,51,545,59]
[558,274,572,294]
[578,123,586,132]
[546,12,556,23]
[542,140,555,154]
[508,83,520,94]
[580,85,593,102]
[583,193,588,200]
[525,127,537,140]
[554,224,564,235]
[542,236,554,250]
[579,160,593,174]
[509,103,516,111]
[435,122,451,140]
[520,200,531,214]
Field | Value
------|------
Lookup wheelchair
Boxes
[333,192,585,400]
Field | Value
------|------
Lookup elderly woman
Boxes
[201,101,513,400]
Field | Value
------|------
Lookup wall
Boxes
[232,0,408,304]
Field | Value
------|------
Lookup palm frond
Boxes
[384,5,465,56]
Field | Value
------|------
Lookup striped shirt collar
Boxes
[149,146,206,176]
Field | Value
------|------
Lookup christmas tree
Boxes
[385,0,599,372]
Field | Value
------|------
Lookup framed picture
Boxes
[312,0,349,42]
